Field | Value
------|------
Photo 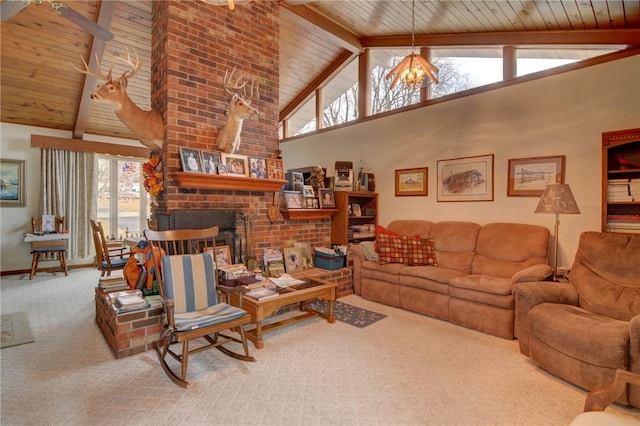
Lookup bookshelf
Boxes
[331,191,378,245]
[602,128,640,234]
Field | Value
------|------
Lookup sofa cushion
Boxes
[449,275,514,309]
[571,232,640,321]
[387,220,433,239]
[472,223,550,278]
[402,235,437,266]
[529,303,630,368]
[377,233,405,264]
[361,259,406,285]
[429,221,480,274]
[399,265,465,294]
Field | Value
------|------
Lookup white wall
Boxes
[0,124,140,273]
[282,55,640,270]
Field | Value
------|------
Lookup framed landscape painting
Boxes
[0,159,25,207]
[437,154,494,202]
[507,155,565,197]
[395,167,428,196]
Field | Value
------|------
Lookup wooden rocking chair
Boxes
[144,226,255,388]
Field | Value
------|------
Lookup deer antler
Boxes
[71,52,113,81]
[224,67,260,103]
[114,47,142,81]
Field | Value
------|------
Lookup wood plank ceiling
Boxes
[1,0,639,146]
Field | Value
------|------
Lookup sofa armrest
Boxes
[349,245,366,295]
[510,263,553,285]
[631,315,640,375]
[513,281,579,356]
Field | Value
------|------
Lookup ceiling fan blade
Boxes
[0,0,29,22]
[57,4,114,41]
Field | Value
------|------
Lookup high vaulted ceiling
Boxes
[1,0,639,144]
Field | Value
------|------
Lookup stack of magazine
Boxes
[108,289,147,313]
[98,274,129,292]
[263,248,285,277]
[245,286,278,301]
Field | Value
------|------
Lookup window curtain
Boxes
[40,149,96,260]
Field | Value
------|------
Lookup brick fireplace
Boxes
[148,1,333,268]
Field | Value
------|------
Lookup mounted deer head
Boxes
[73,48,163,151]
[216,67,259,154]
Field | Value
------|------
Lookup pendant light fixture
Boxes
[386,0,438,90]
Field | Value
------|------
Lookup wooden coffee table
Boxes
[228,277,336,349]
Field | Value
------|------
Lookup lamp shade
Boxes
[534,184,580,214]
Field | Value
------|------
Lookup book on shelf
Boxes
[245,287,279,301]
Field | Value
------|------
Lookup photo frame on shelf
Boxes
[179,147,203,173]
[351,203,362,217]
[221,153,249,177]
[0,159,25,207]
[200,151,221,175]
[249,157,267,178]
[283,247,303,273]
[302,185,315,198]
[266,158,284,180]
[395,167,428,196]
[206,245,232,267]
[319,188,335,208]
[437,154,494,202]
[283,190,303,209]
[507,155,565,197]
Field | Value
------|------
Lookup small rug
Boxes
[1,311,35,349]
[307,299,386,328]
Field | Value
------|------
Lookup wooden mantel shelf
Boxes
[172,172,286,192]
[280,209,338,220]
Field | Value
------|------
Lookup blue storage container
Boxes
[314,250,345,270]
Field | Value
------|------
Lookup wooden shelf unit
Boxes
[280,209,337,220]
[172,172,285,192]
[602,128,640,234]
[331,191,378,245]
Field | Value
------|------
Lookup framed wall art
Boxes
[0,159,26,207]
[201,151,221,175]
[395,167,428,196]
[179,147,203,173]
[437,154,494,202]
[221,153,249,177]
[507,155,565,197]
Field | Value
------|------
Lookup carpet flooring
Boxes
[1,268,639,425]
[306,299,387,328]
[1,311,34,349]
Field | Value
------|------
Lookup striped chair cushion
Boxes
[162,252,219,313]
[173,303,248,331]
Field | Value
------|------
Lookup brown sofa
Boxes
[350,220,551,339]
[514,231,640,408]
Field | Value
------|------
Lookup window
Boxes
[516,47,618,77]
[97,156,149,240]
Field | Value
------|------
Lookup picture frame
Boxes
[507,155,566,197]
[0,159,26,207]
[248,157,267,179]
[283,190,303,209]
[221,153,249,177]
[266,158,284,180]
[395,167,428,196]
[283,247,303,273]
[351,203,362,217]
[437,154,494,202]
[319,188,335,208]
[179,147,203,173]
[200,151,221,175]
[206,245,232,267]
[302,185,315,198]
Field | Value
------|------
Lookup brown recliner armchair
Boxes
[514,231,640,409]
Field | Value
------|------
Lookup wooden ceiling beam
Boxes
[72,0,117,139]
[363,29,640,48]
[280,3,363,53]
[280,49,357,123]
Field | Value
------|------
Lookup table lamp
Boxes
[534,184,580,279]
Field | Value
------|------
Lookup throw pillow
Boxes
[377,233,405,264]
[359,241,379,262]
[402,235,438,266]
[375,225,400,252]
